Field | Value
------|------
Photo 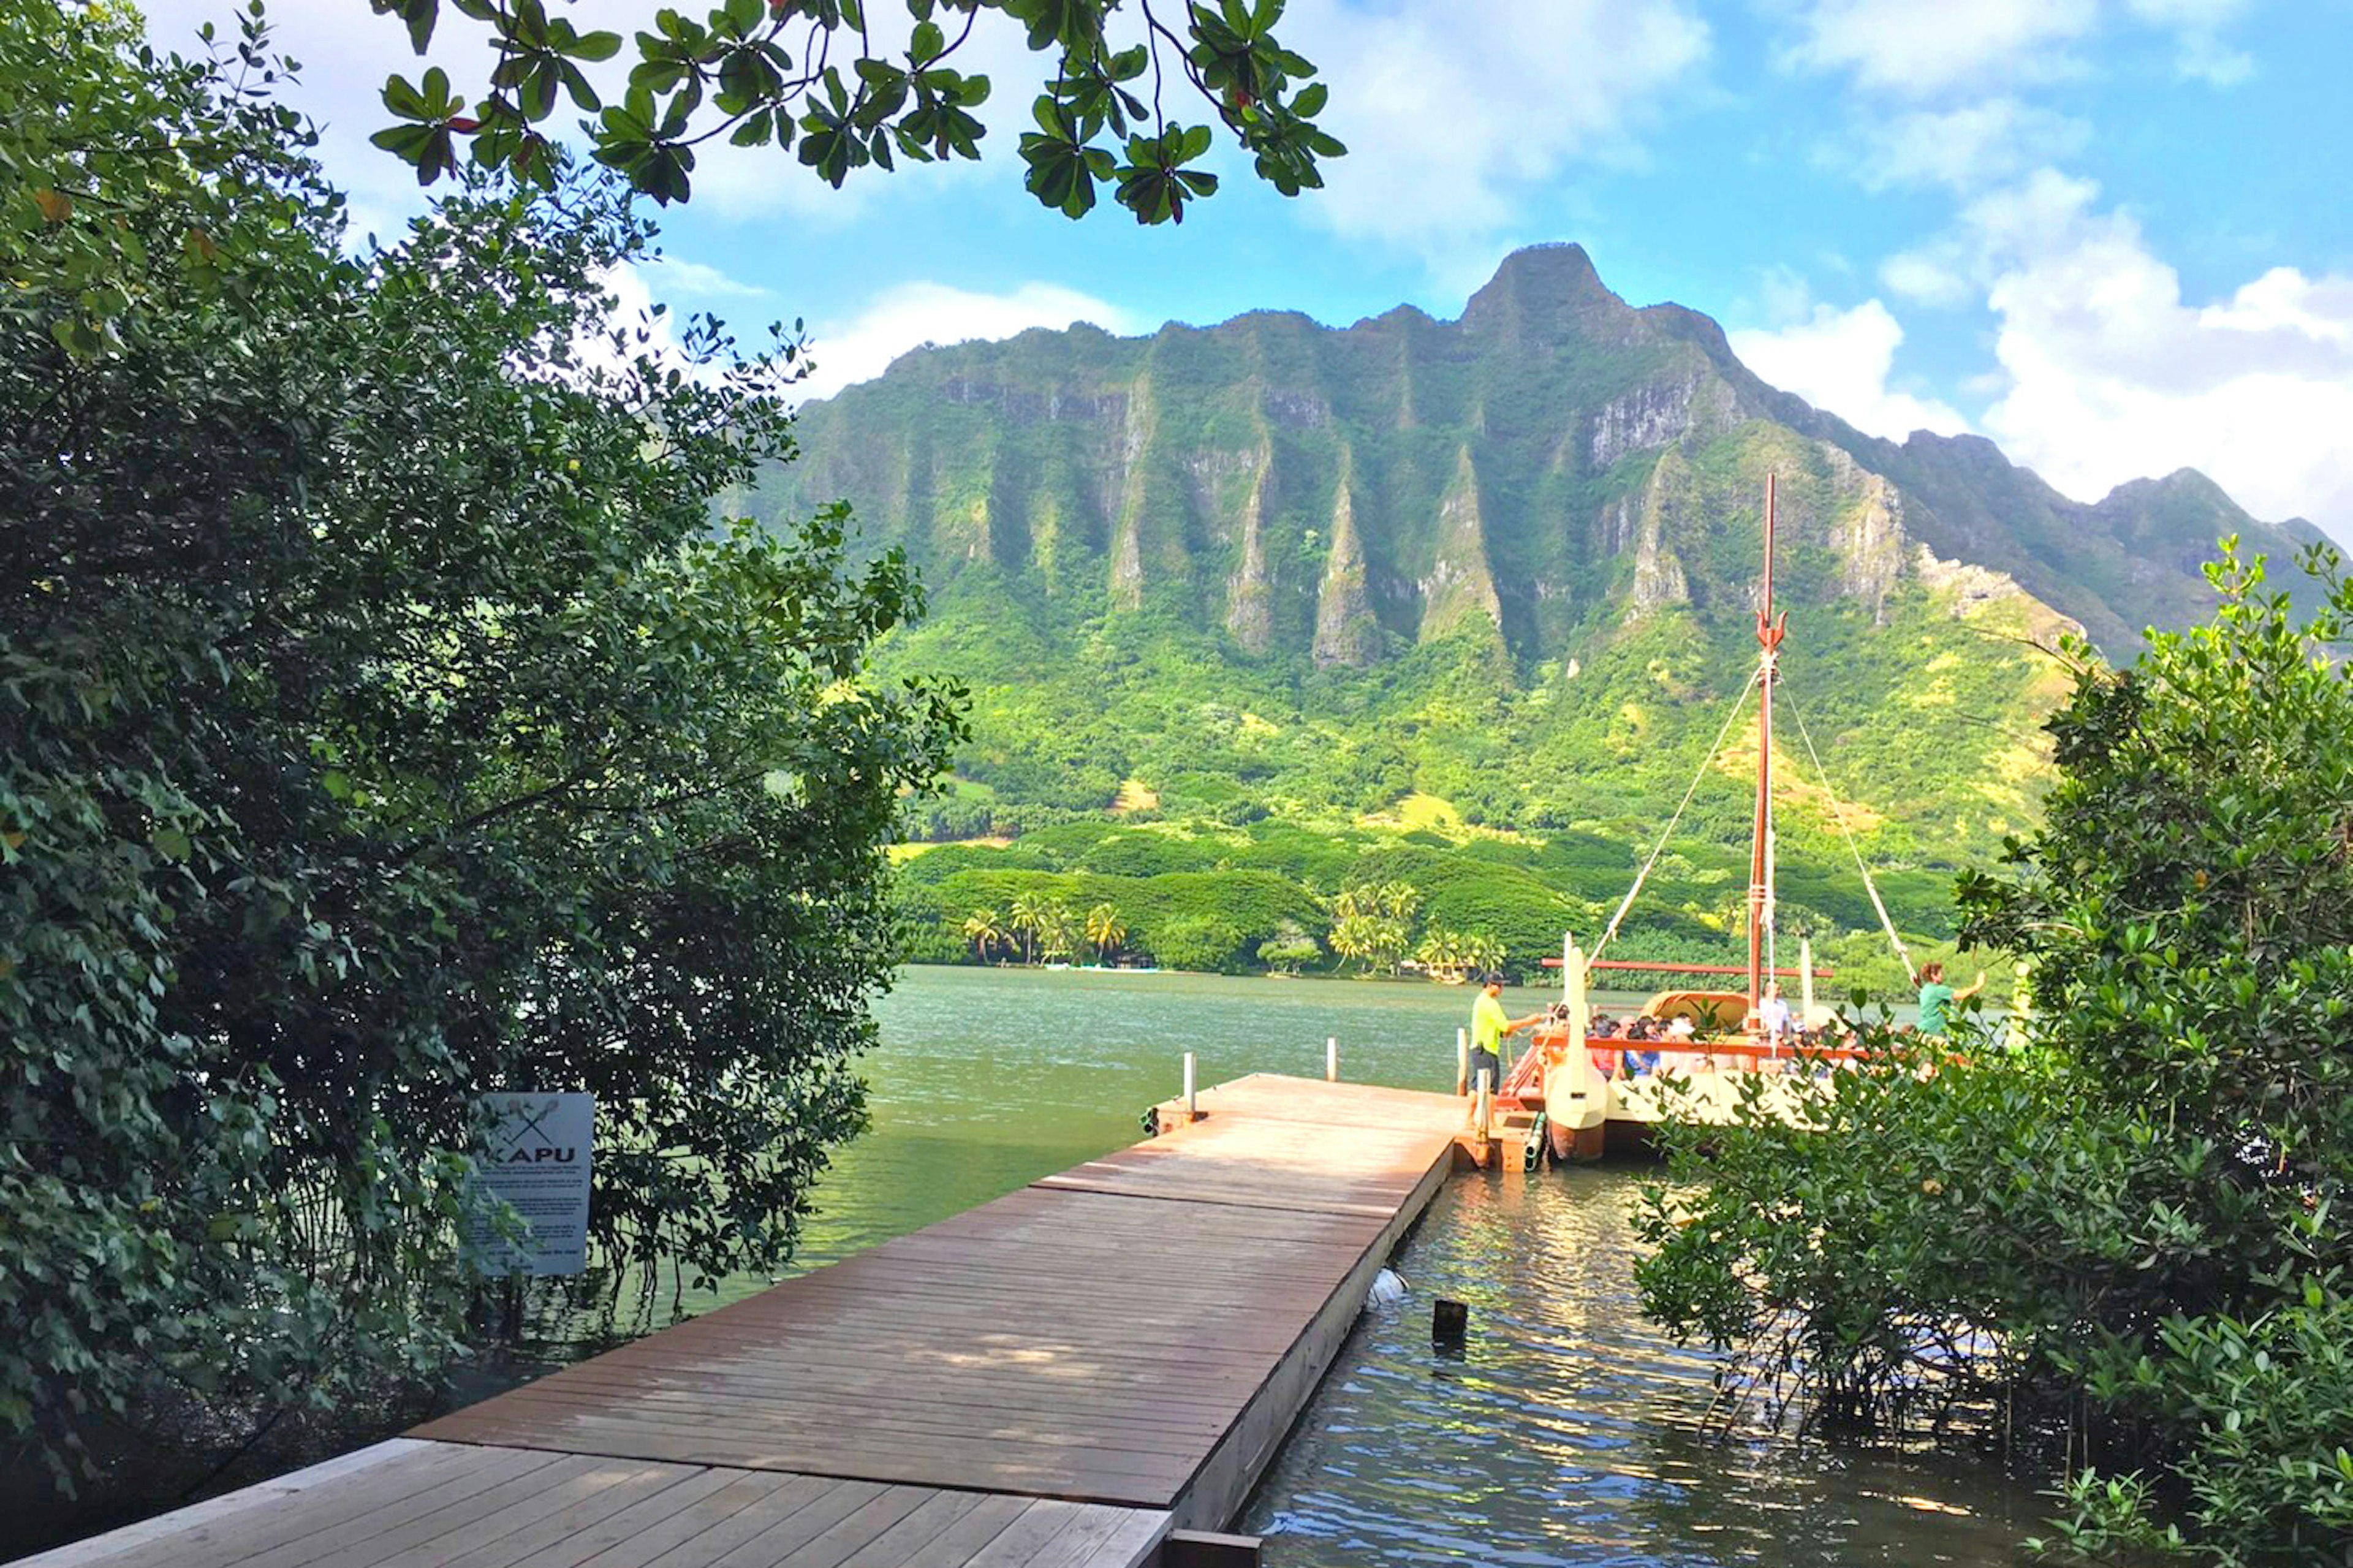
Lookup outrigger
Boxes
[1487,472,1914,1164]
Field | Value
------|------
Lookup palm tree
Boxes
[1008,890,1050,964]
[1463,931,1506,974]
[960,907,1009,964]
[1329,879,1423,975]
[1084,902,1127,964]
[1379,880,1422,924]
[1416,927,1465,982]
[1038,903,1080,963]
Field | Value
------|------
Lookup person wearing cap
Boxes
[1467,971,1544,1096]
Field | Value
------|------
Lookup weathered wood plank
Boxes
[6,1442,442,1568]
[31,1076,1459,1568]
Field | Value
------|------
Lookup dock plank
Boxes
[23,1075,1462,1565]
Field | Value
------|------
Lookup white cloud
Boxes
[1922,171,2353,537]
[644,256,771,301]
[1880,249,1974,308]
[1781,0,2098,96]
[794,282,1140,404]
[1853,98,2089,191]
[136,0,658,235]
[1780,0,2258,96]
[1730,299,1972,441]
[1281,0,1708,259]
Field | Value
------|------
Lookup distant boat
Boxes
[1493,472,1906,1162]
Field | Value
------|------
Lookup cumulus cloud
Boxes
[1779,0,2257,96]
[1879,249,1974,308]
[1280,0,1708,260]
[794,282,1140,404]
[1851,97,2089,192]
[1781,0,2098,96]
[1948,173,2353,537]
[644,256,771,301]
[2124,0,2257,83]
[1729,298,1971,441]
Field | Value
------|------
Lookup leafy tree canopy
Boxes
[366,0,1343,221]
[2,0,960,1476]
[1633,544,2353,1567]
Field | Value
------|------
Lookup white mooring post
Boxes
[1562,930,1575,1004]
[1456,1028,1471,1097]
[1800,934,1816,1022]
[1326,1036,1338,1082]
[1183,1051,1197,1117]
[1475,1069,1493,1140]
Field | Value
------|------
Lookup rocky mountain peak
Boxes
[758,241,2311,662]
[1460,243,1627,343]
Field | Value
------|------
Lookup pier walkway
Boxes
[21,1077,1469,1568]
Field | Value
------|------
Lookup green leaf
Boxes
[569,29,623,62]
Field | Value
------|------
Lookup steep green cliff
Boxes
[746,245,2319,979]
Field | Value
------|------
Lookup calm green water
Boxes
[727,966,2036,1568]
[784,964,1572,1273]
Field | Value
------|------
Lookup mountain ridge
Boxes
[740,244,2313,979]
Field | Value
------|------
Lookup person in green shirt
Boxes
[1914,960,1985,1037]
[1468,972,1545,1094]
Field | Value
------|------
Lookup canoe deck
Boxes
[20,1075,1470,1568]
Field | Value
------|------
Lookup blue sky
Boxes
[144,0,2353,541]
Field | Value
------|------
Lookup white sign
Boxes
[468,1092,594,1276]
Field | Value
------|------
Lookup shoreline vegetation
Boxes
[889,813,1992,999]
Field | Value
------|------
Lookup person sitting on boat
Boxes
[1468,972,1544,1096]
[1756,980,1794,1039]
[1666,1014,1697,1041]
[1914,960,1986,1037]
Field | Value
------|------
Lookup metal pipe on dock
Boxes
[1456,1028,1469,1096]
[1475,1069,1492,1140]
[1184,1051,1197,1116]
[1326,1036,1338,1082]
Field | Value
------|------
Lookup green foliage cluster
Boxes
[1,6,956,1479]
[760,326,2077,985]
[892,814,1952,990]
[1633,547,2353,1567]
[1327,880,1419,974]
[363,0,1340,223]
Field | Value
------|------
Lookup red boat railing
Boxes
[1537,958,1833,978]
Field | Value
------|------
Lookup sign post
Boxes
[468,1092,594,1277]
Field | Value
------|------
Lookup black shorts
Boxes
[1470,1049,1505,1092]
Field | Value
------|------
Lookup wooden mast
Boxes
[1748,474,1787,1012]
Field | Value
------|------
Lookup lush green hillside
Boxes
[746,246,2314,988]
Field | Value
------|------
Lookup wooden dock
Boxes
[20,1076,1471,1568]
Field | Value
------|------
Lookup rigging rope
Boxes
[1782,687,1917,979]
[1594,667,1760,961]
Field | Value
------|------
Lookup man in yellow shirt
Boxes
[1468,971,1545,1094]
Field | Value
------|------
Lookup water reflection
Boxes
[683,967,2037,1566]
[1246,1169,2037,1567]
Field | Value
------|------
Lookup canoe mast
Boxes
[1747,475,1786,1012]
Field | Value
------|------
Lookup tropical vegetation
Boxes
[1,0,956,1494]
[756,245,2317,995]
[360,0,1339,225]
[1633,546,2353,1567]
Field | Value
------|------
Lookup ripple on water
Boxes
[1243,1167,2040,1568]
